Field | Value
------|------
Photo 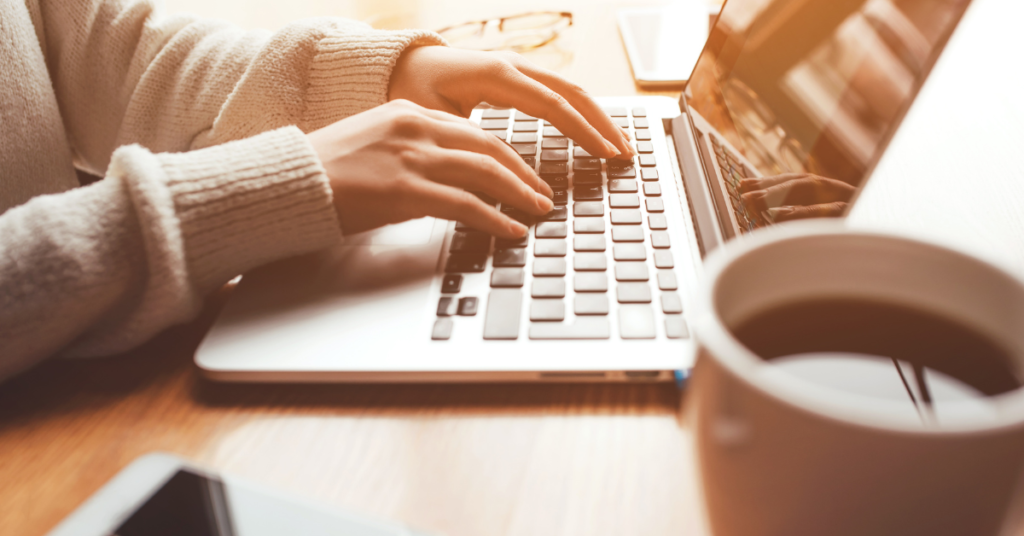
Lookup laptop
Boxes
[195,0,973,382]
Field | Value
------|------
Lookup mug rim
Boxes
[696,220,1024,435]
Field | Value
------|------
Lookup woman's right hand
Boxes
[307,99,554,240]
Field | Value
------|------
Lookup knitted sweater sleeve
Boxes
[0,0,443,380]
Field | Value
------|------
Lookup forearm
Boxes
[0,127,341,381]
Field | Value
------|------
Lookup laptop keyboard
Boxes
[709,135,769,232]
[432,107,689,342]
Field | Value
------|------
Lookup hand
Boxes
[389,46,636,160]
[307,100,554,239]
[739,173,856,222]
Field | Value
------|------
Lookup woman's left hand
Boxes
[388,46,635,160]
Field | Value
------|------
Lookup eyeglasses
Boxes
[437,12,573,52]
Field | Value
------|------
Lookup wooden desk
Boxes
[0,1,711,535]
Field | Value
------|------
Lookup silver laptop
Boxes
[195,0,972,382]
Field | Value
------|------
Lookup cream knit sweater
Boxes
[0,0,444,381]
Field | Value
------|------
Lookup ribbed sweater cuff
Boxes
[304,28,447,130]
[156,126,341,291]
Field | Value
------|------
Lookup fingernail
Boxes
[602,140,619,157]
[509,220,528,237]
[536,192,554,212]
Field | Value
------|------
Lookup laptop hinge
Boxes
[666,113,721,256]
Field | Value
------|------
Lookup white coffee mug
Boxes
[690,221,1024,536]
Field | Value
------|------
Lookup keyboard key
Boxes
[431,317,453,340]
[533,258,567,277]
[636,141,654,153]
[455,221,479,232]
[643,183,661,196]
[654,250,674,268]
[513,144,537,156]
[529,317,611,339]
[543,206,568,221]
[515,111,538,121]
[632,107,647,117]
[488,130,507,142]
[450,231,492,253]
[609,194,640,208]
[607,158,634,169]
[651,231,670,248]
[480,119,509,130]
[615,262,649,281]
[541,149,568,162]
[573,147,593,158]
[661,292,683,314]
[458,297,479,316]
[540,162,568,176]
[535,239,567,257]
[612,227,644,242]
[574,273,608,292]
[536,222,567,238]
[639,154,656,167]
[483,289,522,340]
[501,208,534,225]
[574,252,607,271]
[641,168,659,181]
[442,274,463,293]
[552,190,568,205]
[635,129,652,141]
[482,109,510,119]
[543,175,569,190]
[657,270,678,290]
[574,218,605,234]
[648,214,668,230]
[646,198,665,212]
[437,296,456,316]
[543,126,564,137]
[606,167,636,179]
[633,118,649,128]
[574,202,604,217]
[608,179,638,193]
[575,294,610,315]
[574,235,606,252]
[511,132,538,144]
[604,107,627,117]
[619,304,656,339]
[513,121,539,132]
[573,173,602,185]
[532,278,566,298]
[613,244,647,261]
[493,248,527,267]
[573,158,602,172]
[530,299,565,321]
[541,138,569,149]
[572,186,603,201]
[491,267,525,288]
[665,315,690,339]
[613,117,629,128]
[446,254,487,273]
[496,235,528,248]
[611,209,642,225]
[523,156,536,167]
[617,282,652,303]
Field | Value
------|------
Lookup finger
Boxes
[399,179,527,239]
[510,57,638,159]
[419,146,553,215]
[737,173,813,193]
[425,118,554,199]
[476,64,622,159]
[769,202,849,222]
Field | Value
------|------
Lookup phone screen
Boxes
[114,469,234,536]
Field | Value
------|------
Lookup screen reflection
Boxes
[686,0,971,226]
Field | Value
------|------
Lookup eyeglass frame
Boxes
[437,11,574,52]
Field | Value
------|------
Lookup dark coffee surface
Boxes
[733,299,1022,400]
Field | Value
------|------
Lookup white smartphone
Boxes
[617,1,711,87]
[47,453,432,536]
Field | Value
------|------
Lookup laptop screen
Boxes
[684,0,970,223]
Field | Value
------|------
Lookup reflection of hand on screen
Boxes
[739,173,855,222]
